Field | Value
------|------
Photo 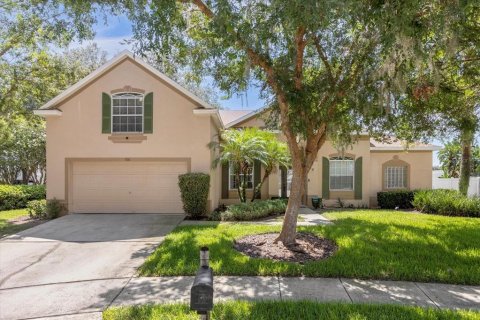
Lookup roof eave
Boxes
[34,109,62,117]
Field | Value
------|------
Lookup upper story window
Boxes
[112,93,143,133]
[329,157,354,190]
[229,162,254,189]
[385,166,407,189]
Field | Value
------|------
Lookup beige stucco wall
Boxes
[369,151,433,206]
[46,58,218,212]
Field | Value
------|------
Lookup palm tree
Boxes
[210,128,267,202]
[251,131,290,201]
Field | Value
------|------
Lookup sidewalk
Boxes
[112,276,480,311]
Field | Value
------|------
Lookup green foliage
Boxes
[139,210,480,284]
[0,184,46,210]
[412,190,480,217]
[438,142,480,178]
[104,301,480,320]
[178,173,210,218]
[0,118,46,184]
[27,199,47,219]
[377,191,415,209]
[46,198,63,219]
[219,199,287,221]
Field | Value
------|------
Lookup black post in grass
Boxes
[190,247,213,320]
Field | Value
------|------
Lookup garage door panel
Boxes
[71,160,187,214]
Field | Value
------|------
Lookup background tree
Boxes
[60,0,462,244]
[0,44,107,184]
[385,0,479,196]
[438,141,480,179]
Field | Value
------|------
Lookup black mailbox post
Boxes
[191,247,214,320]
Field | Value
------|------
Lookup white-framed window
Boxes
[229,162,254,189]
[112,92,144,133]
[385,166,407,189]
[329,157,354,190]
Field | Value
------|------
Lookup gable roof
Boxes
[223,107,267,128]
[38,50,216,110]
[218,110,251,127]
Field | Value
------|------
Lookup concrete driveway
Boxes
[0,213,184,320]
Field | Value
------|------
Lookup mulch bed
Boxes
[233,232,337,264]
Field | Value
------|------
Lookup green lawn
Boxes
[0,209,32,237]
[104,301,480,320]
[139,210,480,284]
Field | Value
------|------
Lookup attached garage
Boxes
[69,159,188,214]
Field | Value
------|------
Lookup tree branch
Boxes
[294,26,306,90]
[187,0,301,156]
[312,35,335,86]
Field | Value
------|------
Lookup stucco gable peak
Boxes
[38,50,216,111]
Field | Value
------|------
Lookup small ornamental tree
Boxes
[251,131,290,202]
[210,128,267,203]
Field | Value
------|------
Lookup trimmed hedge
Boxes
[412,189,480,217]
[377,190,415,209]
[178,173,210,218]
[0,185,46,211]
[220,199,287,221]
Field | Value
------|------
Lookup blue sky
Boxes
[88,14,443,165]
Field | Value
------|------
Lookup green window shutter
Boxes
[404,165,409,189]
[221,162,229,199]
[354,157,363,199]
[322,157,330,199]
[253,160,261,199]
[102,93,111,133]
[143,92,153,133]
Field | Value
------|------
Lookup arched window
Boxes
[382,157,410,190]
[329,156,354,190]
[111,93,144,133]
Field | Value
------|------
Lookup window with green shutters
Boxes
[101,91,153,134]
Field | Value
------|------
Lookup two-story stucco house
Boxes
[35,51,440,214]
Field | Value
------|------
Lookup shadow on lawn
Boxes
[138,217,480,284]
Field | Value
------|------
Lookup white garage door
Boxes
[71,160,187,213]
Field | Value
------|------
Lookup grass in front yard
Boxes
[0,209,32,237]
[139,210,480,284]
[104,301,480,320]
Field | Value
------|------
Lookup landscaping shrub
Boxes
[178,173,210,218]
[220,199,287,221]
[0,185,46,210]
[46,198,63,219]
[412,189,480,217]
[27,200,48,219]
[377,190,415,209]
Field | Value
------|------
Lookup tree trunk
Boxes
[276,157,306,245]
[459,130,473,196]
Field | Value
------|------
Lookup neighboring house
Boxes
[35,51,440,214]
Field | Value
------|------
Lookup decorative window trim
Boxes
[111,92,144,134]
[110,85,145,94]
[228,162,254,190]
[329,157,355,191]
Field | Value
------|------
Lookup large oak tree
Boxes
[64,0,464,244]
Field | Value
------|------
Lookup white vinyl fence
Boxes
[432,170,480,197]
